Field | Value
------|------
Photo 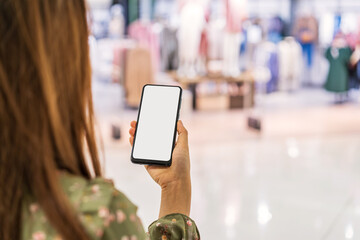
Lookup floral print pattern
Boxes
[32,232,46,240]
[21,172,200,240]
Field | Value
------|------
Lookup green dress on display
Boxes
[324,47,352,93]
[21,172,200,240]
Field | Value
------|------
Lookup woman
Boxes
[0,0,199,239]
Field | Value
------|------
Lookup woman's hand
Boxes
[129,120,191,217]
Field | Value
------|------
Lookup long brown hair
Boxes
[0,0,101,239]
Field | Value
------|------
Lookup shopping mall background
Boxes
[86,0,360,239]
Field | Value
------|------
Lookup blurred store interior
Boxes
[86,0,360,239]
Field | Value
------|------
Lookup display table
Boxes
[168,71,255,110]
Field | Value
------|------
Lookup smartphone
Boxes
[131,84,182,166]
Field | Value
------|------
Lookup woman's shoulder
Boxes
[58,171,138,221]
[22,172,138,240]
[59,171,125,211]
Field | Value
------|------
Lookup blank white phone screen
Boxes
[133,85,181,161]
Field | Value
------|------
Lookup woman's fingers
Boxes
[129,121,137,146]
[129,127,135,136]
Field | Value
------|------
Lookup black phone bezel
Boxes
[130,84,182,166]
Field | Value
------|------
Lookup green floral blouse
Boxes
[21,172,200,240]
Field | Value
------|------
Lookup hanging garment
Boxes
[109,4,125,38]
[324,47,352,93]
[111,0,129,34]
[128,21,160,72]
[347,44,360,89]
[128,0,139,25]
[160,27,178,71]
[243,22,263,69]
[308,48,329,86]
[178,2,204,60]
[294,15,318,68]
[253,41,278,91]
[124,47,153,107]
[334,14,342,35]
[345,32,359,50]
[348,63,360,90]
[319,13,335,46]
[198,28,208,75]
[301,42,314,68]
[278,37,303,91]
[225,0,247,33]
[268,16,286,36]
[150,0,156,20]
[207,18,225,60]
[267,16,286,44]
[112,40,135,83]
[340,13,358,36]
[294,16,318,43]
[267,52,279,93]
[199,29,208,58]
[240,29,247,55]
[222,32,241,76]
[247,23,262,44]
[177,1,205,77]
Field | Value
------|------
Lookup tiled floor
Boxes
[93,82,360,239]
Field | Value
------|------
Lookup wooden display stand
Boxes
[124,47,153,108]
[168,71,255,110]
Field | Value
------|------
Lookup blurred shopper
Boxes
[0,1,199,240]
